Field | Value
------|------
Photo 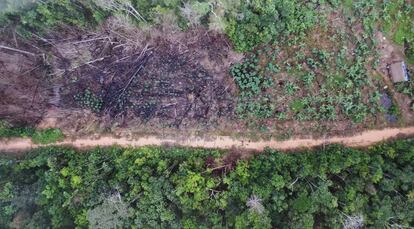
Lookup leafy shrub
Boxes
[230,57,273,97]
[226,0,317,51]
[31,128,65,144]
[381,0,414,63]
[17,0,106,30]
[0,121,64,144]
[0,121,35,138]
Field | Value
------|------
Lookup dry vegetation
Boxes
[1,17,243,136]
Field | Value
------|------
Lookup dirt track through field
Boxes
[1,127,414,153]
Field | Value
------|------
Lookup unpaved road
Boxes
[1,127,414,153]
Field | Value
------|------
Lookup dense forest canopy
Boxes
[1,139,414,228]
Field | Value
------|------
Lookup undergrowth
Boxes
[31,128,65,145]
[381,0,414,63]
[0,121,64,145]
[0,121,35,138]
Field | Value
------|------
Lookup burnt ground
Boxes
[1,19,242,132]
[0,34,50,125]
[57,28,239,129]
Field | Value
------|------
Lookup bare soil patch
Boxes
[1,127,414,154]
[0,36,49,125]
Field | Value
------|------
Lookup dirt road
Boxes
[1,127,414,153]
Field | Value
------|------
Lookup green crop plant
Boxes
[284,82,299,96]
[266,63,280,74]
[290,99,305,113]
[302,72,316,88]
[74,89,103,113]
[319,104,337,121]
[277,112,287,120]
[230,57,273,98]
[312,48,331,66]
[306,57,318,70]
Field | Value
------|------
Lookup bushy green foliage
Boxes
[0,0,36,14]
[1,0,106,31]
[2,0,320,52]
[381,0,414,63]
[226,0,318,51]
[31,128,65,145]
[230,57,273,97]
[0,121,35,138]
[0,121,64,144]
[1,0,209,31]
[1,139,414,228]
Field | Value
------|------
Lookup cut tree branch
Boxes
[0,45,36,56]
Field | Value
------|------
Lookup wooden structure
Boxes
[389,61,409,83]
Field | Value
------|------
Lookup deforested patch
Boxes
[45,21,239,129]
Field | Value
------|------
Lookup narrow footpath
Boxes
[1,127,414,153]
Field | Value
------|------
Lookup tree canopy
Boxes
[1,139,414,228]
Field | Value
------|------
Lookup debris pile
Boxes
[51,26,239,128]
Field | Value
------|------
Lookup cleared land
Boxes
[1,1,414,141]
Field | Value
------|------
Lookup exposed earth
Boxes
[1,127,414,154]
